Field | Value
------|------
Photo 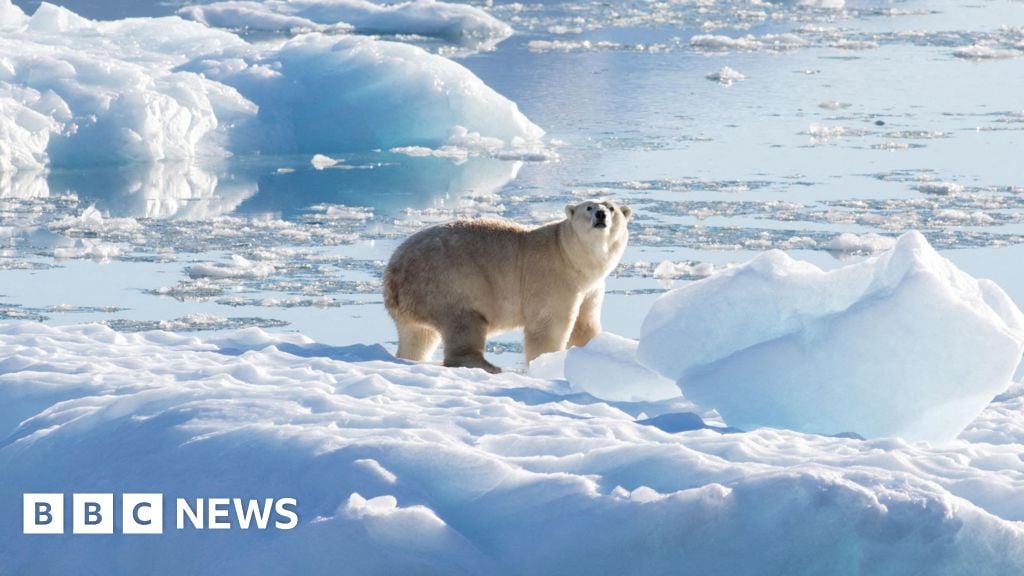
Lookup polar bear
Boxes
[383,199,632,373]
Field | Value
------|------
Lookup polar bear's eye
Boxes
[586,206,593,212]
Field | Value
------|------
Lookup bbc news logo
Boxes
[23,493,299,534]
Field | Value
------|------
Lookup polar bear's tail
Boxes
[383,265,400,314]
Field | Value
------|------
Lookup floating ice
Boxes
[705,66,745,86]
[653,260,720,280]
[953,45,1020,60]
[807,123,867,141]
[637,232,1024,442]
[51,238,125,262]
[690,33,808,52]
[917,181,965,195]
[103,313,289,332]
[818,100,850,110]
[770,0,845,8]
[824,232,896,255]
[187,254,277,279]
[391,125,556,163]
[0,1,541,172]
[310,153,342,170]
[179,0,513,51]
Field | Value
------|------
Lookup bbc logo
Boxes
[23,493,163,535]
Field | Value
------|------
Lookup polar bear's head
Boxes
[565,199,632,238]
[563,200,632,274]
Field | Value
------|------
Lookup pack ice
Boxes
[638,231,1024,442]
[0,0,541,172]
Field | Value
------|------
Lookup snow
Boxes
[0,0,541,172]
[4,320,1024,573]
[637,232,1024,442]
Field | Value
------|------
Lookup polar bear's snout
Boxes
[593,207,608,228]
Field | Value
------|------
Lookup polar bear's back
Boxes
[384,219,546,330]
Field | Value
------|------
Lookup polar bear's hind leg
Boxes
[441,310,501,374]
[396,322,441,362]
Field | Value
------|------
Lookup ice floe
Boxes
[638,232,1024,442]
[705,66,745,86]
[179,0,513,51]
[823,232,895,255]
[3,321,1024,573]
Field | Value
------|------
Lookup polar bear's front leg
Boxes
[524,307,578,363]
[568,284,603,348]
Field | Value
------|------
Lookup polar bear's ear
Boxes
[621,204,632,221]
[565,204,576,219]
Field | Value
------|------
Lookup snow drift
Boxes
[2,322,1024,574]
[638,231,1024,442]
[0,1,540,172]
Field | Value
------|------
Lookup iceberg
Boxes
[179,0,513,51]
[637,232,1024,442]
[0,1,541,172]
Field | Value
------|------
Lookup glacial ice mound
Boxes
[0,1,540,172]
[637,231,1024,442]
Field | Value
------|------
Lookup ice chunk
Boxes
[178,2,340,33]
[311,153,341,170]
[187,254,276,279]
[917,181,964,195]
[179,33,545,155]
[180,0,513,51]
[0,3,541,172]
[824,232,896,255]
[705,66,745,86]
[390,124,555,163]
[953,45,1019,60]
[637,231,1024,442]
[527,348,568,380]
[564,333,680,402]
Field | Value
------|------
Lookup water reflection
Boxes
[6,153,521,222]
[234,154,522,219]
